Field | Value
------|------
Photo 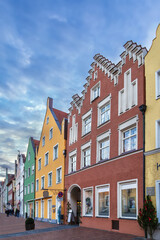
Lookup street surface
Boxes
[0,213,145,240]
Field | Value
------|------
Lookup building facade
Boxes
[35,97,67,223]
[65,41,147,236]
[6,175,15,211]
[24,137,39,218]
[145,24,160,228]
[15,154,25,216]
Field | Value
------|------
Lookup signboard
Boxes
[58,192,63,198]
[43,191,49,198]
[146,187,155,196]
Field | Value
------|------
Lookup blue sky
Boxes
[0,0,160,180]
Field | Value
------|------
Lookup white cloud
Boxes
[49,14,67,23]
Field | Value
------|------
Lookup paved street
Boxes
[0,213,145,240]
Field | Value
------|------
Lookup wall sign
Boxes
[146,187,155,196]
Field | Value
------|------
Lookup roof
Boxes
[7,174,15,186]
[52,108,68,129]
[22,154,26,163]
[33,139,40,148]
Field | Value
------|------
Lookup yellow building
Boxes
[35,97,67,223]
[145,24,160,223]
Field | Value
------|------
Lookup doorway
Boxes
[156,180,160,222]
[68,184,81,224]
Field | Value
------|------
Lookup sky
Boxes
[0,0,160,181]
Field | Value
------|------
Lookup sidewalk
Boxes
[0,213,145,240]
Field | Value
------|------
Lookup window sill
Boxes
[53,157,58,161]
[56,181,62,184]
[81,131,91,138]
[81,165,90,170]
[97,120,110,128]
[91,96,99,103]
[120,149,137,156]
[96,216,109,218]
[156,95,160,100]
[83,215,93,217]
[119,217,137,221]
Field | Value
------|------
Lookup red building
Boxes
[65,41,147,236]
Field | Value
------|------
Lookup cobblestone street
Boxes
[0,213,146,240]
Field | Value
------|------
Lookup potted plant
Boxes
[138,195,158,239]
[25,217,35,231]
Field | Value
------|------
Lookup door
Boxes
[41,200,44,219]
[48,199,52,220]
[56,197,61,222]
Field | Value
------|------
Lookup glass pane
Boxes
[131,127,136,135]
[131,135,136,150]
[98,191,109,216]
[124,130,129,138]
[123,138,130,152]
[121,188,136,217]
[85,190,93,215]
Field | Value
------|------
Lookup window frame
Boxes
[117,179,138,220]
[45,151,49,166]
[81,141,91,168]
[96,131,110,162]
[156,69,160,99]
[42,136,45,147]
[118,116,138,155]
[95,184,110,218]
[28,184,30,194]
[28,152,31,161]
[83,187,93,217]
[38,158,41,171]
[156,119,160,148]
[97,94,111,127]
[28,167,30,177]
[36,179,39,192]
[53,144,58,160]
[90,81,100,102]
[56,167,62,184]
[46,117,49,124]
[82,109,92,136]
[32,165,34,175]
[49,127,53,140]
[48,171,52,187]
[41,176,45,189]
[68,149,77,174]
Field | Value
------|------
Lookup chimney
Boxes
[47,97,53,109]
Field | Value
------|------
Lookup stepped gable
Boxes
[68,40,148,115]
[33,139,39,148]
[22,154,26,163]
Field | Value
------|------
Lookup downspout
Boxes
[139,104,147,202]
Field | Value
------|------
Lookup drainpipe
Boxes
[139,104,147,202]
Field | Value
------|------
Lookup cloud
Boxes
[49,14,67,23]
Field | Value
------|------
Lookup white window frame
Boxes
[41,200,44,218]
[117,179,138,219]
[56,167,62,184]
[68,149,77,174]
[96,130,110,162]
[48,199,52,219]
[38,158,41,170]
[94,70,98,81]
[83,187,93,217]
[36,179,39,192]
[32,165,34,175]
[48,171,52,187]
[81,141,91,168]
[118,116,138,155]
[156,69,160,99]
[53,144,58,160]
[156,180,160,223]
[90,82,100,102]
[45,151,49,166]
[156,119,160,148]
[41,176,45,189]
[69,115,78,145]
[25,186,27,195]
[31,182,34,193]
[49,127,53,140]
[46,117,49,124]
[82,109,92,136]
[28,167,30,177]
[28,184,30,194]
[95,184,110,218]
[42,136,45,147]
[97,94,111,127]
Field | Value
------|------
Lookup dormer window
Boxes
[90,82,100,102]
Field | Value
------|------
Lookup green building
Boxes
[24,137,39,218]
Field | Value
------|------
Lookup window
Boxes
[156,70,160,99]
[31,182,34,193]
[97,95,111,126]
[118,69,138,115]
[41,176,45,189]
[49,128,53,140]
[82,109,92,136]
[83,187,93,216]
[25,170,27,179]
[97,131,110,162]
[36,202,38,218]
[91,82,100,101]
[69,150,77,173]
[28,152,30,161]
[46,117,49,124]
[28,168,30,177]
[95,184,110,217]
[69,115,78,145]
[81,141,91,168]
[94,71,98,80]
[56,167,62,184]
[36,179,39,191]
[118,179,138,219]
[28,184,30,194]
[53,144,58,160]
[122,127,137,153]
[48,172,52,187]
[25,186,27,195]
[45,152,49,166]
[156,120,160,148]
[42,136,45,146]
[32,165,34,175]
[119,116,138,155]
[38,158,41,170]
